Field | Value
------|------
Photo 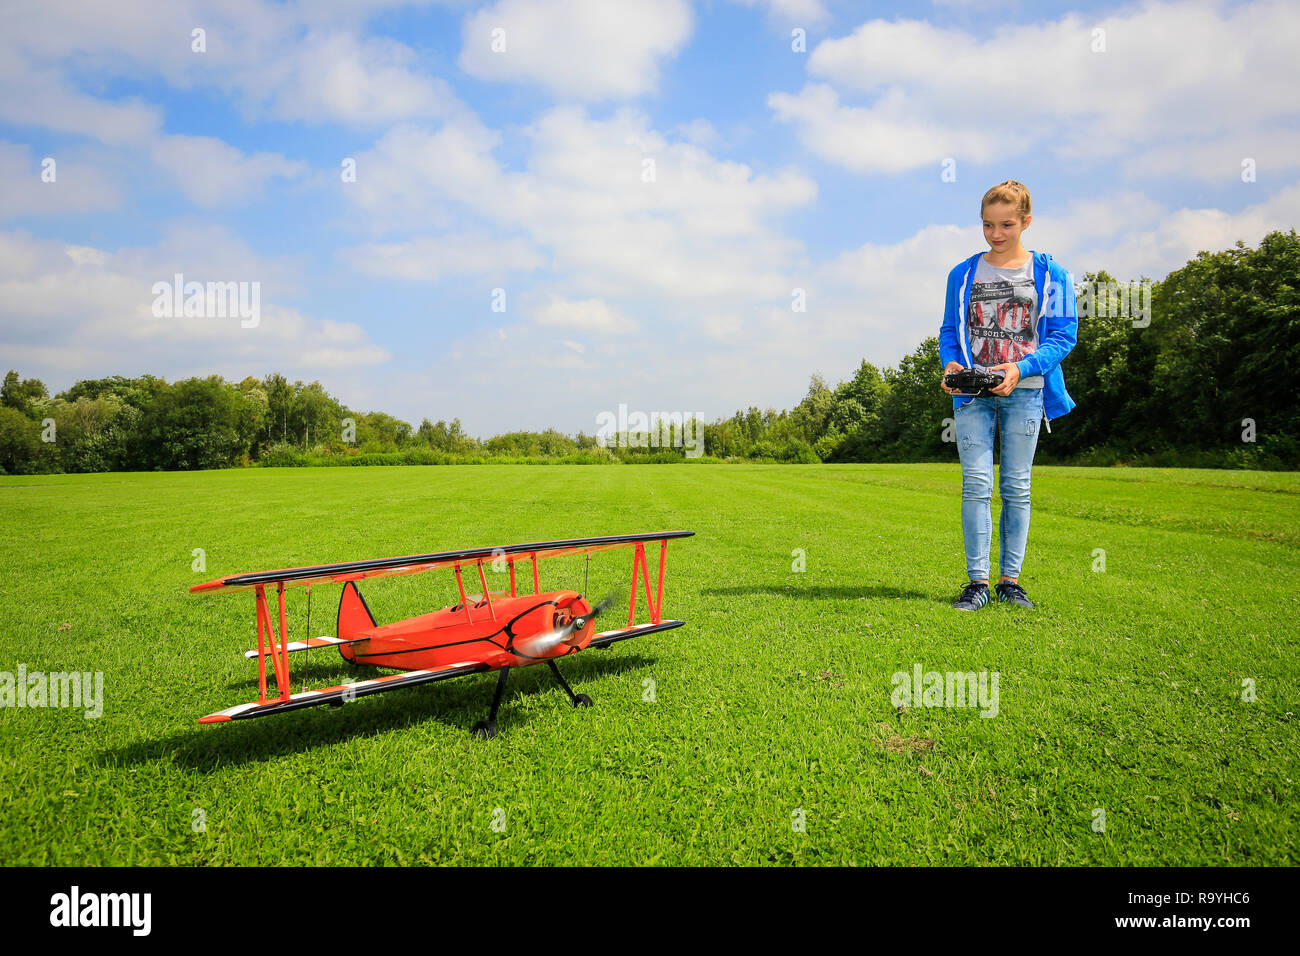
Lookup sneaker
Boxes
[995,580,1035,608]
[952,581,990,611]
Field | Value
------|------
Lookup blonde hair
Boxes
[981,180,1031,221]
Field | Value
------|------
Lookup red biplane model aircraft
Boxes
[190,531,692,737]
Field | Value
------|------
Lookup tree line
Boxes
[1,230,1296,473]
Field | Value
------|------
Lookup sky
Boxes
[1,0,1298,437]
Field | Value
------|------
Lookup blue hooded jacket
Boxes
[938,249,1078,424]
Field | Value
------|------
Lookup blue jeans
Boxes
[955,388,1043,581]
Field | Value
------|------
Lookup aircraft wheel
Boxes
[471,719,497,740]
[573,694,593,708]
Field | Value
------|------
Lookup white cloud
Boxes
[807,223,977,362]
[0,143,121,219]
[673,118,721,150]
[344,106,817,305]
[0,1,473,209]
[533,296,638,334]
[0,59,305,207]
[1120,130,1300,184]
[245,31,467,127]
[1,1,469,128]
[147,134,307,207]
[341,118,506,234]
[728,0,831,28]
[1058,180,1300,282]
[0,58,163,147]
[1011,190,1169,250]
[700,313,744,341]
[774,0,1300,178]
[344,234,547,281]
[458,0,693,100]
[769,83,1015,173]
[0,227,390,379]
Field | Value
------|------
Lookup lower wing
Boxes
[587,619,684,648]
[199,661,489,723]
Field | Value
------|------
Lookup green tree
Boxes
[353,410,412,451]
[874,337,948,461]
[262,373,294,445]
[789,374,834,445]
[139,377,260,470]
[0,406,43,473]
[2,371,48,417]
[292,382,343,448]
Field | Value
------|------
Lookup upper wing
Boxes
[191,531,694,596]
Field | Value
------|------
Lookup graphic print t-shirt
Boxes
[967,254,1044,388]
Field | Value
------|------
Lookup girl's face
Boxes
[982,201,1031,252]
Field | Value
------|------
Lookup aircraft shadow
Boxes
[106,651,656,772]
[701,583,943,603]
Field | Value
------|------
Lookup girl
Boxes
[938,180,1078,610]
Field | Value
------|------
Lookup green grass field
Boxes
[1,463,1296,865]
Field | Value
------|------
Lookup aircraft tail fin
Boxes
[337,581,378,641]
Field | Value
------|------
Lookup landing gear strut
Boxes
[472,666,511,739]
[548,659,592,708]
[470,659,595,739]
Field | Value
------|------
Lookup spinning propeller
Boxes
[519,592,616,657]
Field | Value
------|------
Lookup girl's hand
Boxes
[988,363,1021,396]
[940,361,964,394]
